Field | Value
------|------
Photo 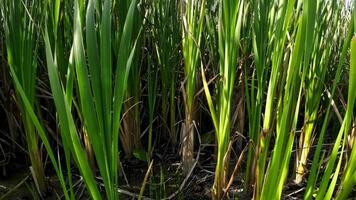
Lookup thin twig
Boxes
[0,174,30,200]
[117,188,152,200]
[138,160,154,200]
[120,160,130,186]
[286,187,305,197]
[222,144,248,199]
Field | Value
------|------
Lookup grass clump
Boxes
[0,0,356,200]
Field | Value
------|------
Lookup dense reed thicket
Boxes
[0,0,356,199]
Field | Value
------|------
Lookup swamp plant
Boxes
[0,0,356,200]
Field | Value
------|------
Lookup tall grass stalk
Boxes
[260,0,317,198]
[1,0,46,194]
[336,37,356,200]
[44,0,140,198]
[253,0,295,197]
[304,8,355,199]
[7,49,70,199]
[120,0,143,157]
[181,0,205,174]
[244,0,273,189]
[295,0,339,184]
[46,1,77,197]
[1,2,70,197]
[309,9,356,200]
[152,0,180,145]
[201,0,243,199]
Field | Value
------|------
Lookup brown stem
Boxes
[181,111,194,175]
